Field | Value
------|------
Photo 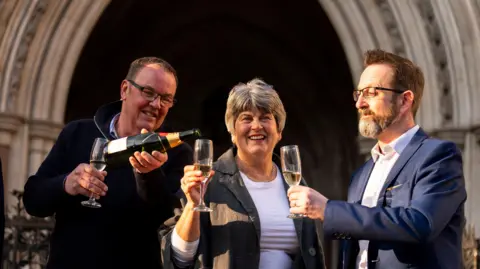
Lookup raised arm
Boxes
[323,141,466,243]
[160,165,214,269]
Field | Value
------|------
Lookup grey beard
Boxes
[359,119,382,138]
[358,113,397,139]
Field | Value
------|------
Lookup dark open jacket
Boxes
[23,100,192,269]
[159,147,326,269]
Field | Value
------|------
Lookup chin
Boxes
[137,125,154,133]
[249,147,272,157]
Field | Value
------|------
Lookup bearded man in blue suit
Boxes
[287,49,466,269]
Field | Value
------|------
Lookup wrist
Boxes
[63,176,75,196]
[184,201,198,210]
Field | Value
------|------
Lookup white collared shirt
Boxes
[356,125,420,269]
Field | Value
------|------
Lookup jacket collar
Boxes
[93,100,122,140]
[353,128,429,203]
[214,147,304,246]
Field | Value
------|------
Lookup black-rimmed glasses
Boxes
[127,79,177,107]
[353,86,406,102]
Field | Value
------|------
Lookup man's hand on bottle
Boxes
[129,128,168,174]
[181,165,214,206]
[64,163,108,198]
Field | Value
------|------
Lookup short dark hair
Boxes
[125,57,178,85]
[364,49,424,116]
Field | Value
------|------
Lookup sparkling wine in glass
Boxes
[192,139,213,212]
[81,137,107,208]
[280,145,306,219]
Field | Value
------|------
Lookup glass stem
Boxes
[198,180,206,207]
[89,192,95,201]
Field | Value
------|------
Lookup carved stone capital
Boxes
[28,119,63,141]
[0,112,24,146]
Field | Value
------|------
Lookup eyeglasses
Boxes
[353,86,406,102]
[127,79,177,107]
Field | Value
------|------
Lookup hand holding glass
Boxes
[192,139,213,212]
[81,137,107,208]
[280,145,306,218]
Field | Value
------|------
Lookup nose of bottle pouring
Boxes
[193,128,202,138]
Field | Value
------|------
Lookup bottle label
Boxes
[107,137,127,154]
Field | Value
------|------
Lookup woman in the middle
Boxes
[160,78,325,269]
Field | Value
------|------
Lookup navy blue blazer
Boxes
[323,128,466,269]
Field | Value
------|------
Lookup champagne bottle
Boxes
[104,128,201,167]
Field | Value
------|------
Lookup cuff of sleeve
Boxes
[58,174,73,199]
[323,199,338,239]
[171,227,200,255]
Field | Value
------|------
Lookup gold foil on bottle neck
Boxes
[166,132,182,148]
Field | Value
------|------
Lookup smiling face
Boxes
[120,63,177,133]
[232,109,282,160]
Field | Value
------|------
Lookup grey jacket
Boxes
[160,148,326,269]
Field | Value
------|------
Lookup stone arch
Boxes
[319,0,443,133]
[1,0,480,240]
[0,0,111,207]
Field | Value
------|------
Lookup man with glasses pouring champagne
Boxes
[286,49,466,269]
[23,57,193,269]
[159,78,326,269]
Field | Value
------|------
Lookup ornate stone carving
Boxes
[415,0,453,125]
[4,0,47,112]
[374,0,407,57]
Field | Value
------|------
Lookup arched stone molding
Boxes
[18,0,111,122]
[0,0,47,113]
[429,1,480,129]
[0,0,110,207]
[446,1,480,127]
[318,0,442,132]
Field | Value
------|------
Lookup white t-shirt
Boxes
[171,166,299,269]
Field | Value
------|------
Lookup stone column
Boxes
[467,126,480,235]
[0,113,24,212]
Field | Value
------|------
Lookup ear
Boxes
[277,131,282,143]
[401,90,415,113]
[120,80,129,100]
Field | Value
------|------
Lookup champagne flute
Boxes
[280,145,306,219]
[192,139,213,212]
[81,137,107,208]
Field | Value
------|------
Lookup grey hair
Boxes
[225,78,286,134]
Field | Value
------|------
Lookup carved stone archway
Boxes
[1,0,480,260]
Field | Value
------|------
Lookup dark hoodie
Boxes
[23,101,192,269]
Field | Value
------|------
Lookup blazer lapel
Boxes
[282,179,303,246]
[218,170,262,242]
[352,159,375,203]
[376,129,428,205]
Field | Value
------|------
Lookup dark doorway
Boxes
[67,0,359,266]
